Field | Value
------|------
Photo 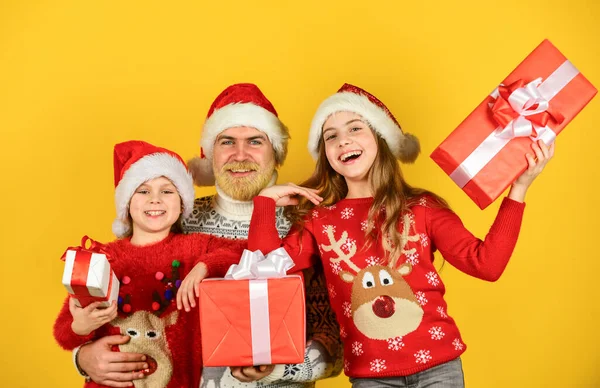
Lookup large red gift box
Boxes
[431,39,597,209]
[61,236,119,307]
[199,249,306,367]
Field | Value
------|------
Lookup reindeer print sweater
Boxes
[249,195,525,378]
[53,232,246,388]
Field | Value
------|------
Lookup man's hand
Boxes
[70,298,118,336]
[77,335,148,387]
[176,262,208,312]
[230,365,275,382]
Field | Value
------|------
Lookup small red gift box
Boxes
[431,39,597,209]
[199,249,306,367]
[61,236,119,307]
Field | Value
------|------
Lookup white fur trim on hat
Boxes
[307,92,420,162]
[112,153,195,237]
[201,102,288,163]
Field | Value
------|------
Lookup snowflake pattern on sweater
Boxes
[250,195,525,378]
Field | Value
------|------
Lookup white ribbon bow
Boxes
[490,77,556,143]
[225,248,295,280]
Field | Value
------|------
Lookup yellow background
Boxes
[1,1,599,387]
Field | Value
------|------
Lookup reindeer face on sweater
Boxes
[321,216,424,341]
[112,310,178,388]
[340,263,423,340]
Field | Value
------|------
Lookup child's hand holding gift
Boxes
[69,298,118,336]
[176,262,208,312]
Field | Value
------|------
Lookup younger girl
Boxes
[54,140,246,387]
[248,84,553,387]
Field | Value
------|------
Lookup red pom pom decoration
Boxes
[155,272,164,281]
[152,302,160,311]
[122,276,131,285]
[123,304,132,313]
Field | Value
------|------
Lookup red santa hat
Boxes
[112,140,195,238]
[307,83,420,163]
[188,83,289,186]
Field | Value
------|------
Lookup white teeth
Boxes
[145,210,165,216]
[340,151,362,162]
[231,169,251,173]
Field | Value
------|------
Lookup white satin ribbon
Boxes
[450,60,578,188]
[249,279,271,365]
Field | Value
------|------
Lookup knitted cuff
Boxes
[251,196,277,228]
[493,197,526,238]
[72,343,92,382]
[257,364,286,384]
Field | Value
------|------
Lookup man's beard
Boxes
[215,160,276,201]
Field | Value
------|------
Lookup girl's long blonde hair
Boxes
[286,129,449,266]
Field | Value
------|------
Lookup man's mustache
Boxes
[221,162,260,172]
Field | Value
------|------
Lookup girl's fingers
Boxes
[101,310,117,324]
[105,303,118,316]
[525,153,537,171]
[89,300,118,319]
[84,301,103,313]
[194,279,202,299]
[188,282,196,308]
[104,301,117,313]
[531,141,544,163]
[301,186,323,199]
[176,286,184,310]
[307,188,322,195]
[294,188,322,204]
[68,297,79,314]
[283,184,322,200]
[538,140,550,160]
[181,283,191,312]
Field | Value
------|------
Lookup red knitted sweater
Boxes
[53,233,246,387]
[249,195,525,378]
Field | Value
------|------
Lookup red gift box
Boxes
[431,39,597,209]
[199,249,306,367]
[61,236,119,307]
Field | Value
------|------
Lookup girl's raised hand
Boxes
[509,140,555,202]
[258,183,323,206]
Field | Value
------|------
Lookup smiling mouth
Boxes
[144,210,165,216]
[340,151,362,162]
[228,169,255,173]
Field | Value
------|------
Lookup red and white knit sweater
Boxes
[249,195,525,378]
[54,233,246,388]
